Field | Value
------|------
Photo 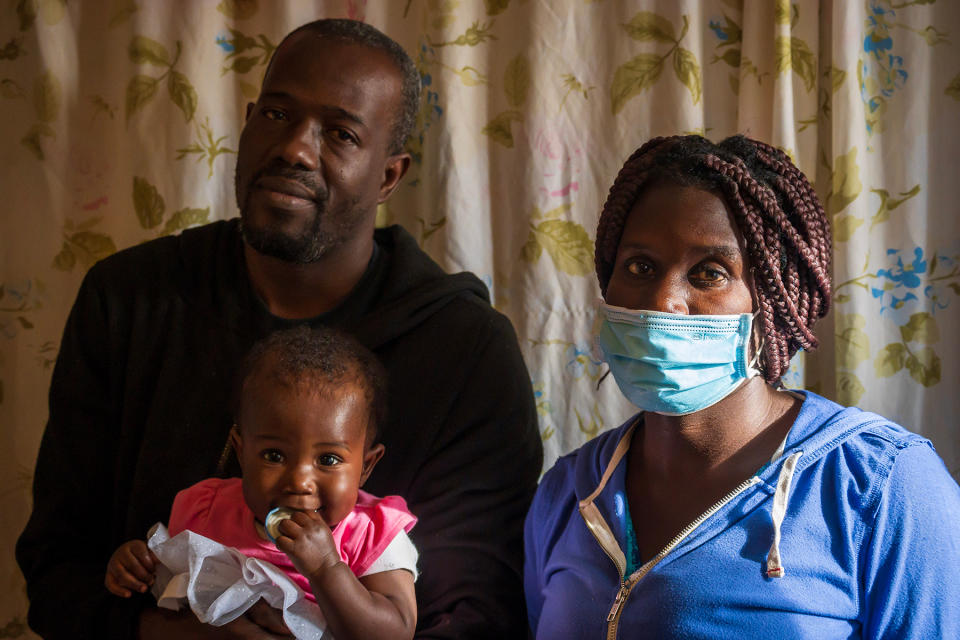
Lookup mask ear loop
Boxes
[746,312,765,380]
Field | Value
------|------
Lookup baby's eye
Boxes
[317,454,342,467]
[261,449,284,463]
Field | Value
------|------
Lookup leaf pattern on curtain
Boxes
[1,1,958,635]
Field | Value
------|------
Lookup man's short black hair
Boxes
[268,18,421,155]
[236,325,388,445]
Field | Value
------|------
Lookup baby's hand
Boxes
[105,539,158,598]
[274,511,342,580]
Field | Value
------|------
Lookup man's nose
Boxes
[276,119,320,171]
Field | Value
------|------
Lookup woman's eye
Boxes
[261,449,284,463]
[691,265,727,283]
[317,454,342,467]
[625,260,652,276]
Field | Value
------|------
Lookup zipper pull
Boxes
[607,584,629,622]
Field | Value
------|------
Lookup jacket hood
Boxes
[172,219,490,348]
[572,390,900,580]
[353,225,490,349]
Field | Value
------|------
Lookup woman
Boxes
[524,135,960,639]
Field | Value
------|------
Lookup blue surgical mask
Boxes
[594,302,760,416]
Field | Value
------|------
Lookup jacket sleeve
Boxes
[408,311,543,639]
[15,268,147,639]
[861,439,960,638]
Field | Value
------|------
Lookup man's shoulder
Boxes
[85,219,237,292]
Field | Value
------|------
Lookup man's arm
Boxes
[406,311,542,639]
[15,267,149,638]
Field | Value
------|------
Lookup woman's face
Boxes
[605,183,755,315]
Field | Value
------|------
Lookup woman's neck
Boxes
[638,378,800,482]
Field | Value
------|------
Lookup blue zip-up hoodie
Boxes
[524,391,960,639]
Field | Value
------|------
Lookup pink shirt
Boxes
[168,477,417,602]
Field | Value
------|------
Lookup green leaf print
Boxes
[611,53,663,115]
[775,36,817,92]
[868,184,920,228]
[217,0,258,20]
[129,35,171,66]
[484,0,510,16]
[836,314,870,369]
[947,73,960,100]
[905,347,941,387]
[109,0,139,28]
[673,47,702,104]
[899,311,939,344]
[1,78,24,98]
[482,110,522,148]
[830,65,847,93]
[874,343,906,377]
[521,233,543,263]
[167,70,197,122]
[34,70,60,123]
[125,74,159,123]
[20,122,53,160]
[530,220,593,276]
[832,214,864,243]
[54,231,117,272]
[504,54,530,108]
[836,371,866,406]
[163,207,210,235]
[827,147,862,216]
[225,55,260,75]
[16,0,36,31]
[133,176,165,229]
[621,12,675,43]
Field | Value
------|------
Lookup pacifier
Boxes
[264,506,296,542]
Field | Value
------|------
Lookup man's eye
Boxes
[262,108,286,121]
[328,128,357,144]
[317,454,342,467]
[261,449,284,463]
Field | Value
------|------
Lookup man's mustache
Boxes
[250,160,328,206]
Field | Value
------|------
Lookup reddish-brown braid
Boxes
[594,135,832,382]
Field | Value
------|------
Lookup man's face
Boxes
[235,35,405,263]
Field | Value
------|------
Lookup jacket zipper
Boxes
[595,476,762,639]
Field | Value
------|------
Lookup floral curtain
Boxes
[2,0,958,634]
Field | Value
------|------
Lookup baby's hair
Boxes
[236,325,388,445]
[595,134,832,382]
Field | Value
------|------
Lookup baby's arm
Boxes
[105,539,158,598]
[275,511,416,640]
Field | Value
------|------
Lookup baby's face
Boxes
[234,379,377,529]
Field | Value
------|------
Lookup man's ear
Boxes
[377,153,411,203]
[245,102,255,121]
[360,443,386,486]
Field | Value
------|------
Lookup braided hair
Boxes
[594,135,832,383]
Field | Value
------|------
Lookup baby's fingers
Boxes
[105,564,148,597]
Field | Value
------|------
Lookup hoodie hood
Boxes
[572,390,899,582]
[173,219,489,348]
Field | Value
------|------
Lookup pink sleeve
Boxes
[338,492,417,577]
[167,478,223,536]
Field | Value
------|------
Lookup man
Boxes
[17,19,541,639]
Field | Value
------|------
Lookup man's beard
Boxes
[236,162,357,264]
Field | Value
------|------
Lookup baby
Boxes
[106,325,417,639]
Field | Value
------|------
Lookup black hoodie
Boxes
[17,219,542,639]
